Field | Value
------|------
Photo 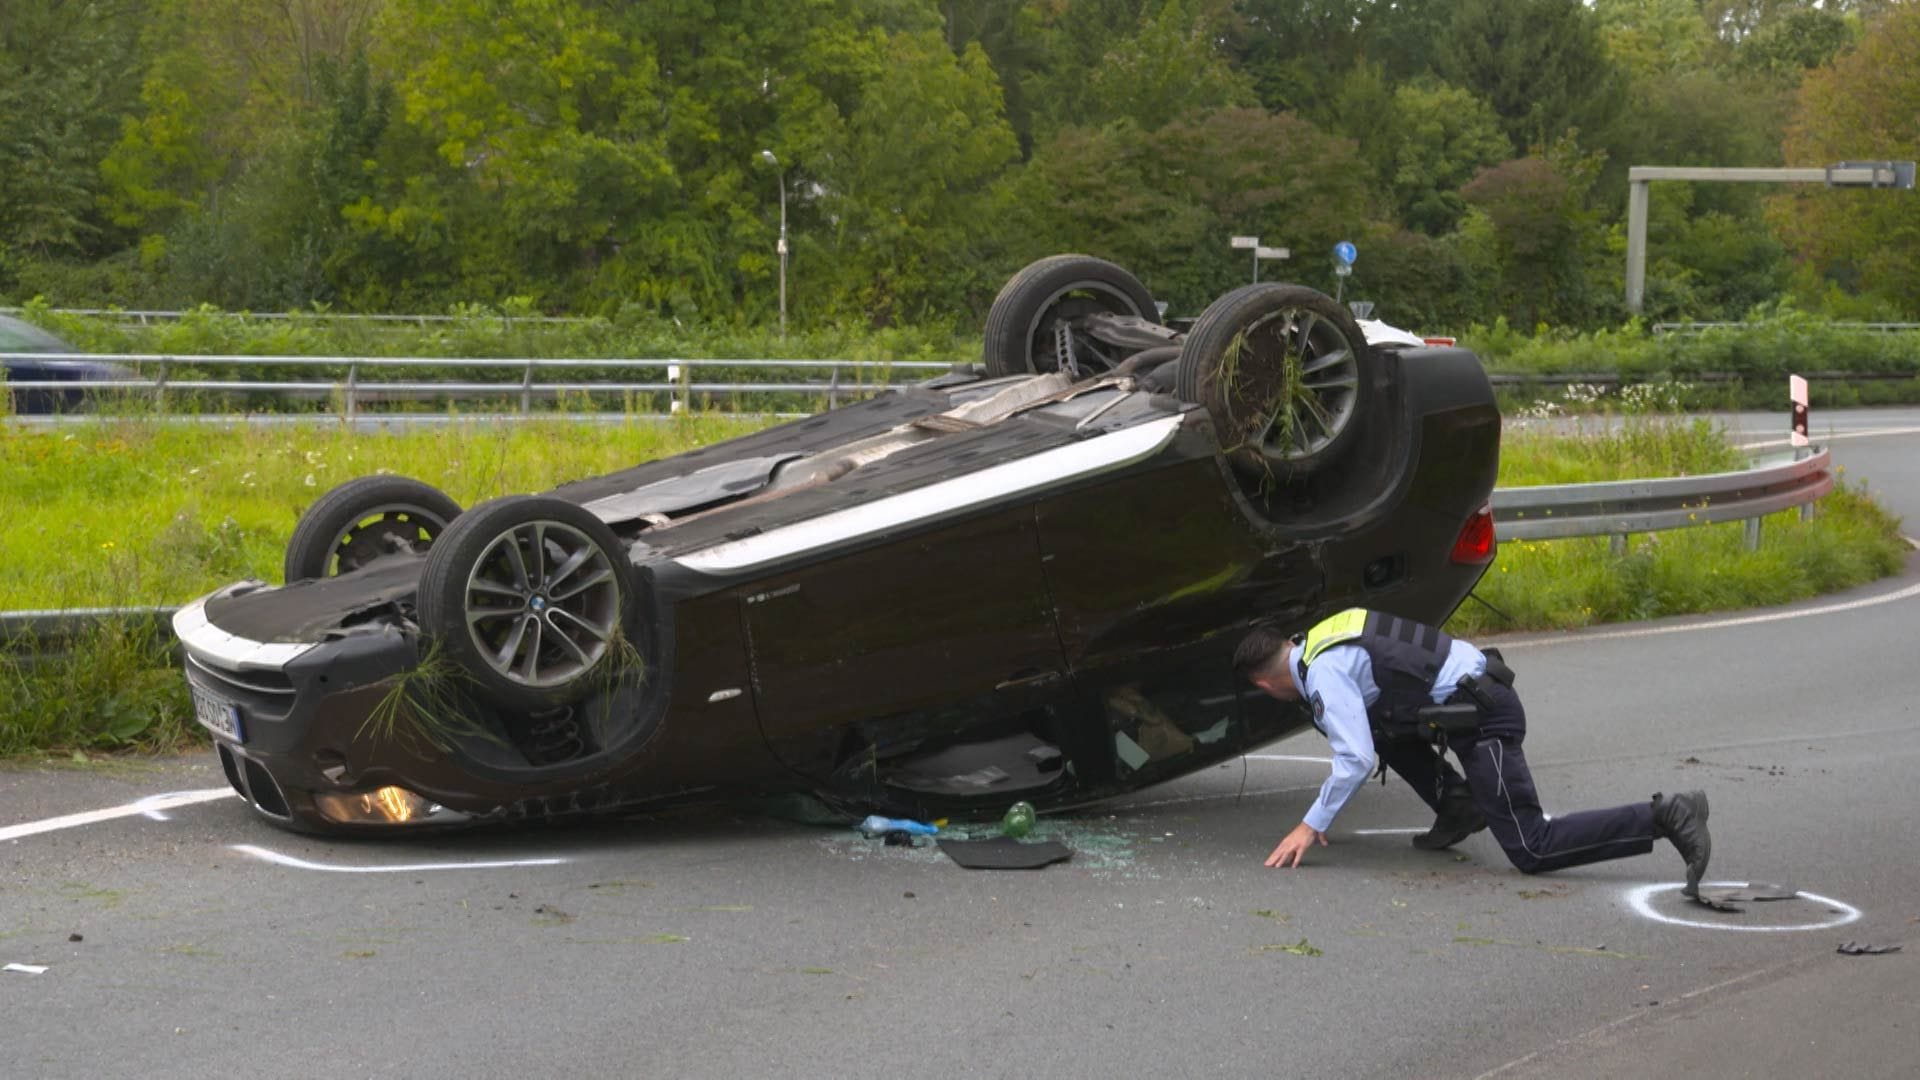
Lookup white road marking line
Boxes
[1494,575,1920,650]
[1738,424,1920,450]
[0,787,236,843]
[1353,827,1427,835]
[231,843,566,873]
[1623,881,1861,933]
[1244,754,1334,765]
[134,788,232,822]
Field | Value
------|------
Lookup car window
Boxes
[0,316,69,352]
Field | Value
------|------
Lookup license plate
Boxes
[191,686,245,743]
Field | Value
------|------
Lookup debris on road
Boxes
[1253,939,1322,957]
[4,963,49,975]
[1691,891,1744,913]
[1836,941,1903,956]
[938,835,1072,870]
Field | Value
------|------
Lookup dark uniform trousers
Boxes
[1374,680,1656,874]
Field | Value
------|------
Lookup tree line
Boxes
[2,0,1915,331]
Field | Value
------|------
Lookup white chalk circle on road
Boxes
[1625,881,1862,932]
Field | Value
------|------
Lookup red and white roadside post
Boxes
[1790,374,1810,456]
[1791,374,1813,523]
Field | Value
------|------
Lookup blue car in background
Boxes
[0,314,132,414]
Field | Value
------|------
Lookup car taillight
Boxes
[1422,336,1457,347]
[1451,504,1495,564]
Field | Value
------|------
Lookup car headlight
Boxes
[312,786,467,826]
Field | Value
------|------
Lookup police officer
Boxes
[1234,609,1713,895]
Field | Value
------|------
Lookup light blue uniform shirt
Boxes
[1289,638,1486,833]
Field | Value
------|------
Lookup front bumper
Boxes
[173,584,431,829]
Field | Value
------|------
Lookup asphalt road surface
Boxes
[5,410,1916,1079]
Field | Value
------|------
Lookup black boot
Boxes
[1652,790,1712,898]
[1413,788,1486,851]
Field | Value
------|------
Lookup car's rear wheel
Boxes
[1175,283,1379,477]
[983,254,1161,378]
[284,475,462,582]
[418,495,635,713]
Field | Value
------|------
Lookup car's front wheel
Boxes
[284,475,463,582]
[1175,283,1381,477]
[418,495,636,713]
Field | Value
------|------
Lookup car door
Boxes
[740,503,1065,780]
[1033,451,1322,787]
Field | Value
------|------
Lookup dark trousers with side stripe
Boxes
[1378,680,1655,874]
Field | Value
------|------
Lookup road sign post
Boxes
[1231,235,1259,282]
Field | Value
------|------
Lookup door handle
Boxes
[995,669,1062,692]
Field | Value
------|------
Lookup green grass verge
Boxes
[0,414,768,608]
[1447,418,1911,637]
[0,414,1908,755]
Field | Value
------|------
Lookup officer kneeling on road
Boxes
[1235,609,1713,895]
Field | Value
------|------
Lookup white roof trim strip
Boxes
[679,414,1184,574]
[173,594,317,672]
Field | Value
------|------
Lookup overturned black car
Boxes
[174,256,1501,833]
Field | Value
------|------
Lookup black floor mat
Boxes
[938,836,1072,870]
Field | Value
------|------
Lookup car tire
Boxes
[1174,283,1381,477]
[983,254,1159,378]
[284,475,463,582]
[418,495,636,713]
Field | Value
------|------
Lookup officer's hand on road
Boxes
[1264,822,1327,868]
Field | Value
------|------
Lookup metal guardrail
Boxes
[0,352,956,415]
[1491,447,1831,550]
[0,446,1837,649]
[1653,321,1920,335]
[0,306,593,327]
[7,352,1916,424]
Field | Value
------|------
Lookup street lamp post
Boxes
[759,149,789,336]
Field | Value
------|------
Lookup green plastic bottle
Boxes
[1002,800,1036,838]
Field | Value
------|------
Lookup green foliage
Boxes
[1460,140,1611,327]
[1594,0,1714,79]
[0,2,147,256]
[0,620,195,756]
[5,0,1920,325]
[1380,82,1511,236]
[1775,4,1920,315]
[813,32,1023,322]
[1078,0,1256,131]
[1007,107,1378,314]
[1436,0,1628,156]
[1468,308,1920,375]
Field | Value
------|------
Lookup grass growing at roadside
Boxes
[1447,417,1911,636]
[0,620,192,756]
[0,413,773,608]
